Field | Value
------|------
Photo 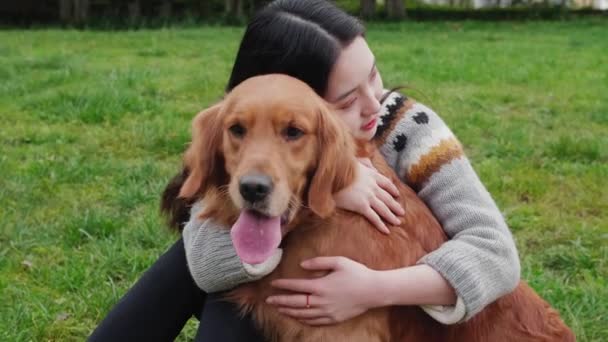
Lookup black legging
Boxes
[89,239,265,341]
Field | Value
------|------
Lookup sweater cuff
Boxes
[242,248,283,278]
[417,240,486,321]
[184,226,253,293]
[421,296,466,324]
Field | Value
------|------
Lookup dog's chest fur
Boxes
[224,152,447,342]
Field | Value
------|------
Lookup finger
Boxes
[267,294,321,308]
[375,173,400,198]
[370,190,405,225]
[270,279,321,294]
[277,307,326,319]
[364,206,389,234]
[300,317,335,326]
[377,189,405,216]
[300,256,344,271]
[371,197,400,228]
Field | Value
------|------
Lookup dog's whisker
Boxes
[296,198,310,210]
[217,184,231,197]
[289,196,303,210]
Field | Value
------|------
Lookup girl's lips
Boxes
[361,117,377,131]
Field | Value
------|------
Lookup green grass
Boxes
[1,20,606,341]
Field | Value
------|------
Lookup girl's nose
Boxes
[362,87,381,117]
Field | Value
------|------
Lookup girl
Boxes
[90,1,520,340]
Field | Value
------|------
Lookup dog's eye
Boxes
[283,126,304,141]
[229,124,246,138]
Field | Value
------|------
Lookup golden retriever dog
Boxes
[177,74,574,341]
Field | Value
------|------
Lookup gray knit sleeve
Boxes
[182,202,265,292]
[378,98,520,321]
[415,157,520,320]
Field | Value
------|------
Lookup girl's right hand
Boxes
[333,158,405,234]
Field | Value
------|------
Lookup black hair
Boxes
[226,0,365,97]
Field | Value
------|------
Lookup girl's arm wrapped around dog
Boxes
[182,200,283,292]
[376,92,520,323]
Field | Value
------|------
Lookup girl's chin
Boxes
[357,127,377,141]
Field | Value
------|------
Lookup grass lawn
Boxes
[1,20,606,341]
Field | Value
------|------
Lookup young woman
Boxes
[90,1,520,340]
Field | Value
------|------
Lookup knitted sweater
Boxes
[182,92,521,324]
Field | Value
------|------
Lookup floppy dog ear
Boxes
[308,105,358,218]
[179,103,224,200]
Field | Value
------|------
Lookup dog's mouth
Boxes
[230,206,292,265]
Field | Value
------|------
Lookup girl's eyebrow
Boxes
[334,60,376,102]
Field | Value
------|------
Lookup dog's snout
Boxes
[239,174,273,203]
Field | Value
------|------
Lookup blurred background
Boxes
[1,1,606,341]
[1,0,607,26]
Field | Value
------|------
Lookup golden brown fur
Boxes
[179,75,574,341]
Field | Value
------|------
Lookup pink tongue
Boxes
[231,210,282,265]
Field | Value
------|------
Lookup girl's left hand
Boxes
[266,256,378,325]
[333,158,404,235]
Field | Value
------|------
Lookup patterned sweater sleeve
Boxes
[374,92,521,323]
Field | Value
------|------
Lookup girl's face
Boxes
[325,36,384,141]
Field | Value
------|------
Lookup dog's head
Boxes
[179,74,357,264]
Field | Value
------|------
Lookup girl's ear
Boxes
[179,103,225,199]
[307,103,358,218]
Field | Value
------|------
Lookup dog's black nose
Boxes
[239,174,273,203]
